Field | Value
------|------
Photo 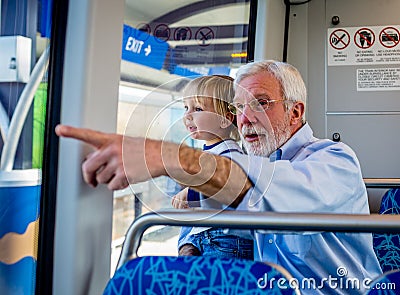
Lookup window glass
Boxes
[111,0,254,272]
[0,0,51,293]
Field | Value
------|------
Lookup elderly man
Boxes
[56,60,382,294]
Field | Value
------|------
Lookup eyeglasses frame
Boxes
[228,99,290,115]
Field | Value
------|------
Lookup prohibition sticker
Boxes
[328,25,400,66]
[174,27,192,41]
[154,24,170,42]
[379,26,400,48]
[195,27,214,46]
[329,29,350,50]
[354,28,375,49]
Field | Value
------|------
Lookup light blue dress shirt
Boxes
[231,123,382,295]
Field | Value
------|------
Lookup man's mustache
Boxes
[240,125,268,136]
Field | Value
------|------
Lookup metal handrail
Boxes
[0,46,50,171]
[117,210,400,270]
[364,178,400,188]
[0,101,10,142]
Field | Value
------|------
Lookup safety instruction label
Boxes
[328,25,400,66]
[357,68,400,91]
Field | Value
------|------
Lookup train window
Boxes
[111,0,256,272]
[0,0,54,294]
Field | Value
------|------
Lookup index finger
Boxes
[55,124,108,148]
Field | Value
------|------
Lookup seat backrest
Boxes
[104,255,299,295]
[364,269,400,295]
[373,188,400,272]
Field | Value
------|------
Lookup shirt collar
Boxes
[203,141,222,151]
[279,122,314,160]
[203,139,234,151]
[269,149,282,162]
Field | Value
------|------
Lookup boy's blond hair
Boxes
[182,75,239,141]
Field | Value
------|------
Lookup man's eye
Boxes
[195,107,203,112]
[258,100,269,106]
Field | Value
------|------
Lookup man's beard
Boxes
[240,113,292,157]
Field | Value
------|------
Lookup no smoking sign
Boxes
[329,29,350,50]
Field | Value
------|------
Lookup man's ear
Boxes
[220,112,235,128]
[290,102,305,125]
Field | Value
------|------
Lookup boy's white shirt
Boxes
[188,139,250,237]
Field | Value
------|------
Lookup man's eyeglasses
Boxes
[228,99,288,115]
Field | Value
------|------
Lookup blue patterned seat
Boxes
[364,269,400,295]
[373,189,400,272]
[103,256,299,294]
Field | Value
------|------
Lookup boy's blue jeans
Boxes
[179,228,254,260]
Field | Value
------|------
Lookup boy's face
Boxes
[182,96,226,142]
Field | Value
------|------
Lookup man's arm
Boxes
[56,125,251,207]
[164,143,252,207]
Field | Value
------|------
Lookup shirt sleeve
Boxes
[231,141,369,214]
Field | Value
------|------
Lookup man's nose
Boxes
[240,104,257,123]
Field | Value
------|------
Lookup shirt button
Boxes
[268,239,273,244]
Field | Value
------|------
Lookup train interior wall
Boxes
[280,0,400,211]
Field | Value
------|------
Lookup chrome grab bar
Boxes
[0,46,50,171]
[364,178,400,188]
[0,101,9,141]
[117,210,400,270]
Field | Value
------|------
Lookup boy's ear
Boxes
[220,112,235,128]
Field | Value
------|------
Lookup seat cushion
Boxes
[104,256,298,294]
[373,189,400,272]
[364,269,400,295]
